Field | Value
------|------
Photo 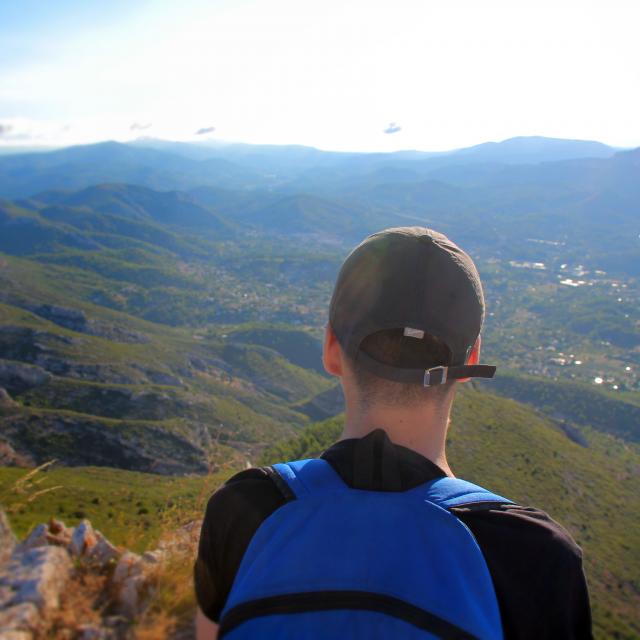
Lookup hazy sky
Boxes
[1,0,638,151]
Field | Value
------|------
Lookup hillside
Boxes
[1,383,638,638]
[0,137,637,638]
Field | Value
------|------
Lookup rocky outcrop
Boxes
[0,360,51,395]
[0,412,208,474]
[0,438,31,467]
[0,513,198,638]
[30,305,88,333]
[0,510,16,565]
[23,304,149,345]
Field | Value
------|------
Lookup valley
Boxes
[0,136,638,638]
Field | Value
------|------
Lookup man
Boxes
[195,227,592,639]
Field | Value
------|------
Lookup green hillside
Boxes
[263,385,640,640]
[0,141,638,638]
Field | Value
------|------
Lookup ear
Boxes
[322,324,343,377]
[457,335,481,383]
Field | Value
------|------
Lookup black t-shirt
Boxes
[195,429,592,639]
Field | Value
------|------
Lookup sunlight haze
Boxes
[1,0,639,151]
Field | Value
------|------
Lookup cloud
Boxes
[130,122,152,131]
[0,124,15,138]
[384,122,402,135]
[195,126,216,135]
[0,122,34,141]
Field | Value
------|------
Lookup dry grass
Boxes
[43,565,110,639]
[1,461,225,640]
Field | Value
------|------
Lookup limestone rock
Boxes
[141,549,165,565]
[0,546,72,611]
[77,623,114,639]
[46,519,72,547]
[16,524,48,552]
[31,304,87,332]
[0,387,17,409]
[117,574,145,619]
[0,510,16,565]
[0,360,51,395]
[112,551,142,585]
[68,520,97,556]
[88,533,120,567]
[0,602,39,636]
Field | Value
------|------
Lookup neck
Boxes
[341,392,455,476]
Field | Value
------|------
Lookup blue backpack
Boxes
[219,458,513,639]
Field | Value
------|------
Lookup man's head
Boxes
[323,227,493,409]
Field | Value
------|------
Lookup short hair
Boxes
[346,328,454,406]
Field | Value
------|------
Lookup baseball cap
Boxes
[329,226,496,387]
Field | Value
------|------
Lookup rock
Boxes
[16,524,48,552]
[0,602,39,636]
[77,623,113,639]
[0,631,34,640]
[117,574,145,619]
[68,520,97,556]
[0,546,72,611]
[141,549,164,564]
[0,360,51,395]
[88,534,120,567]
[0,387,17,409]
[31,304,87,332]
[112,552,142,585]
[0,510,16,565]
[45,519,72,547]
[0,439,32,467]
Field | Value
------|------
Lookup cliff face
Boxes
[0,509,201,639]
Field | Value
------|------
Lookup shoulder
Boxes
[195,467,286,622]
[203,466,286,530]
[453,503,591,638]
[454,503,583,564]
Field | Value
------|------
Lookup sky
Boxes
[1,0,639,152]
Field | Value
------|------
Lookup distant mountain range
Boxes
[0,137,637,276]
[0,135,624,198]
[0,134,638,636]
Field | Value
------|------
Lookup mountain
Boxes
[0,136,637,637]
[34,184,234,236]
[450,136,617,164]
[0,136,622,200]
[0,142,263,198]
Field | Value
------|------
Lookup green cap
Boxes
[329,226,496,386]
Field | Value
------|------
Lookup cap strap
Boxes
[423,364,496,387]
[355,351,496,386]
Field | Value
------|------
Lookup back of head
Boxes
[329,226,495,407]
[349,328,454,406]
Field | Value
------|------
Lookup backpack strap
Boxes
[272,459,514,508]
[272,459,346,498]
[422,476,514,509]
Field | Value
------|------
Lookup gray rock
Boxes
[68,519,97,556]
[141,549,165,564]
[0,546,72,611]
[77,623,114,639]
[112,551,142,585]
[0,630,34,640]
[0,602,39,636]
[0,360,51,395]
[117,574,145,619]
[88,533,120,567]
[31,304,87,332]
[0,387,17,409]
[0,510,16,565]
[15,524,48,553]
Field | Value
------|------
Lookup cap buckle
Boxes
[423,366,448,387]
